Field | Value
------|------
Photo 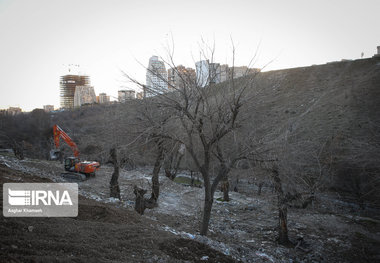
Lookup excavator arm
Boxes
[53,124,80,157]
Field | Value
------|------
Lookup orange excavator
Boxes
[52,124,100,181]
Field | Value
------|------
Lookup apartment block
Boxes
[98,93,110,104]
[73,86,96,107]
[145,56,168,97]
[118,90,135,102]
[168,65,196,90]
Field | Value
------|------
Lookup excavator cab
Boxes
[49,149,61,161]
[64,157,79,172]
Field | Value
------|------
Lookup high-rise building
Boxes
[73,86,96,107]
[60,75,90,109]
[195,60,209,88]
[118,90,135,102]
[98,93,110,104]
[168,65,196,90]
[195,60,221,87]
[145,56,168,97]
[43,105,54,112]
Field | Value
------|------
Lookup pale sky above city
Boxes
[0,0,379,111]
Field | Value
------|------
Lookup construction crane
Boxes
[52,124,100,181]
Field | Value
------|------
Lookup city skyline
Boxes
[0,0,379,111]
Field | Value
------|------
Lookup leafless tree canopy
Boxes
[122,40,261,235]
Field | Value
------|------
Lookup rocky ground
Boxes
[1,153,380,262]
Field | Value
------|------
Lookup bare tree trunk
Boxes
[216,156,231,201]
[133,186,147,214]
[132,141,164,215]
[278,200,289,244]
[221,177,230,201]
[219,168,230,202]
[200,161,233,234]
[200,183,213,236]
[272,168,291,245]
[150,143,163,203]
[109,148,121,200]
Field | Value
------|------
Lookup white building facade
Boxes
[98,93,110,104]
[145,56,168,97]
[195,60,221,87]
[118,90,135,102]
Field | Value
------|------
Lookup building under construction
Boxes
[60,75,90,109]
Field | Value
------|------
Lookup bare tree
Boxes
[213,132,252,201]
[132,98,178,207]
[122,40,259,235]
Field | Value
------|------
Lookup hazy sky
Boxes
[0,0,379,111]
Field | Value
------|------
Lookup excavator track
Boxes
[61,172,87,182]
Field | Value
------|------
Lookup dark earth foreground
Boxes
[0,164,235,263]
